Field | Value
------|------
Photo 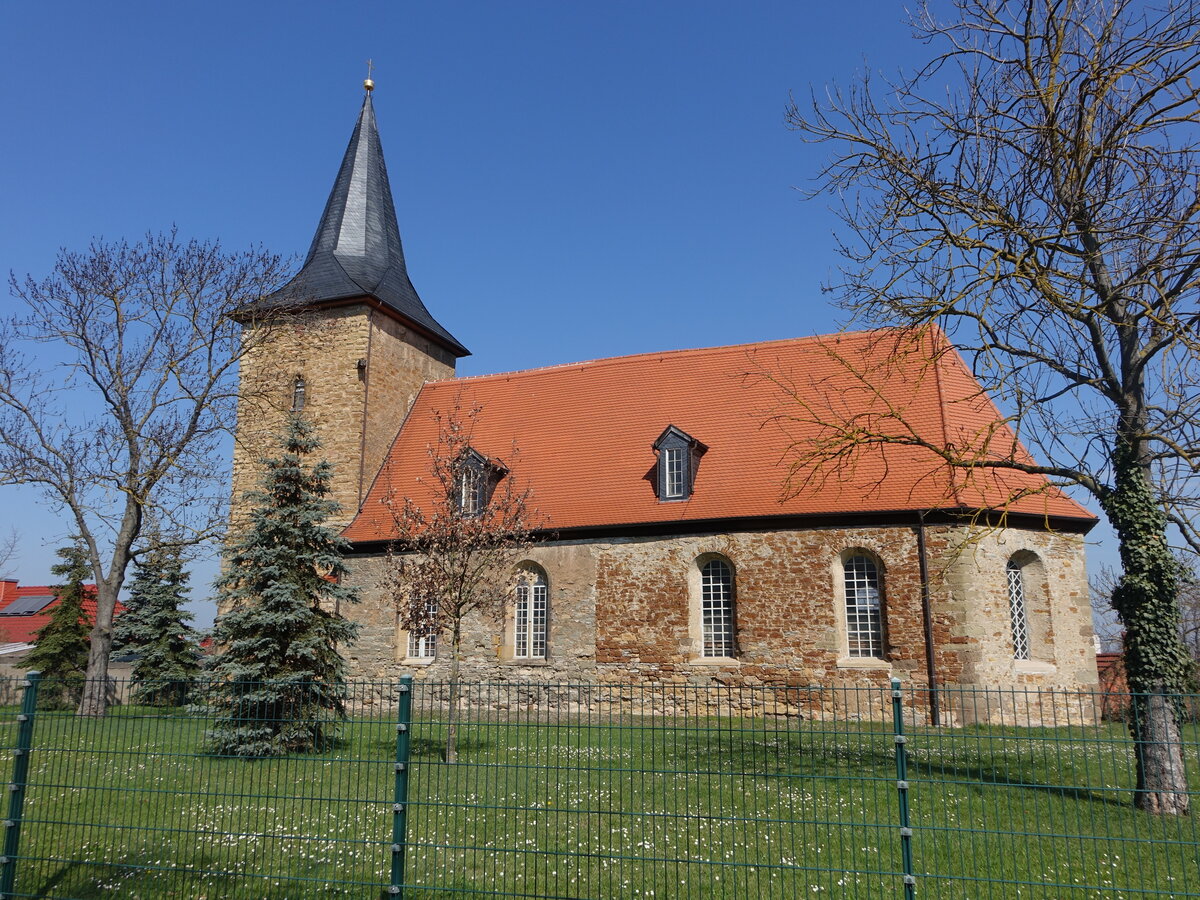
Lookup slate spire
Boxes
[263,89,468,357]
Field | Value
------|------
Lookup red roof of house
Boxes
[344,327,1096,542]
[0,580,118,644]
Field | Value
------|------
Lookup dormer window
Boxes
[652,426,706,502]
[455,448,504,516]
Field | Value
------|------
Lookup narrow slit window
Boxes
[701,559,735,657]
[1006,560,1031,660]
[291,375,306,411]
[844,555,883,658]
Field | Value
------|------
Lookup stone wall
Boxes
[230,302,456,533]
[338,521,1099,715]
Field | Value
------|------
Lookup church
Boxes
[230,83,1100,711]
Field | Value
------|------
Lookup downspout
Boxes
[917,510,941,726]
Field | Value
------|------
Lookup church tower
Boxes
[232,80,468,527]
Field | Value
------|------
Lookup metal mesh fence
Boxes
[0,675,1193,899]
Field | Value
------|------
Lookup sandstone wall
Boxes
[230,303,455,533]
[339,521,1098,711]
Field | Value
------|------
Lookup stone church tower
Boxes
[231,82,469,527]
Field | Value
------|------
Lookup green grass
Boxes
[0,703,1196,899]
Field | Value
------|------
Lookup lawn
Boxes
[0,694,1196,899]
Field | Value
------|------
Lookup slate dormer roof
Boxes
[343,327,1097,543]
[257,92,469,358]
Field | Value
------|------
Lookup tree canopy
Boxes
[207,414,358,757]
[788,0,1200,814]
[0,231,288,715]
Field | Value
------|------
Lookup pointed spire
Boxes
[262,88,468,357]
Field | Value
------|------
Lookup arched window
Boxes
[844,554,884,658]
[291,375,306,412]
[701,558,735,657]
[406,596,438,661]
[514,571,548,659]
[1006,559,1031,660]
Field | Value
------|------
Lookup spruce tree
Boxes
[207,414,358,756]
[26,542,91,709]
[113,545,200,706]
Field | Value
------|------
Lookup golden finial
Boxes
[364,59,375,93]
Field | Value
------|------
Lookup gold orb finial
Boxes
[364,58,375,93]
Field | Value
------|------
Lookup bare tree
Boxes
[384,402,539,762]
[0,232,288,716]
[1093,557,1200,669]
[787,0,1200,813]
[0,528,17,580]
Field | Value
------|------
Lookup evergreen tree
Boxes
[207,415,358,756]
[113,545,200,706]
[26,542,91,709]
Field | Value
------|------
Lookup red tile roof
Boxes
[344,327,1095,542]
[0,580,118,644]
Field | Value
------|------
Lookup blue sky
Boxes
[0,1,1117,623]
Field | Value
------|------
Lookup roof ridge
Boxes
[431,328,894,387]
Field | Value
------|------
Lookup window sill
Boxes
[689,656,740,667]
[500,657,549,667]
[400,657,436,667]
[1014,660,1056,674]
[836,657,890,670]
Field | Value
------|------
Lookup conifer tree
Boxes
[26,542,91,709]
[113,545,200,706]
[207,414,358,757]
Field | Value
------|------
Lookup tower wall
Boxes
[230,302,455,533]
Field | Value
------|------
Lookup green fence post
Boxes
[0,671,40,900]
[388,675,414,898]
[891,677,916,900]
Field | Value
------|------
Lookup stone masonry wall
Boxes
[338,522,1098,723]
[230,303,455,534]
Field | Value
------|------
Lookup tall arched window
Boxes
[514,571,548,659]
[701,558,736,658]
[1006,559,1031,660]
[844,554,884,658]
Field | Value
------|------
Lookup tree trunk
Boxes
[78,581,117,717]
[1101,442,1192,815]
[1132,687,1190,815]
[445,623,461,764]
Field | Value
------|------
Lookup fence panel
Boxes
[8,678,403,898]
[907,684,1200,899]
[401,680,904,899]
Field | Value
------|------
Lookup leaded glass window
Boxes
[701,559,735,657]
[514,573,548,659]
[844,555,884,658]
[1006,560,1031,660]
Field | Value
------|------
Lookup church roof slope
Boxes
[344,327,1095,542]
[255,93,468,357]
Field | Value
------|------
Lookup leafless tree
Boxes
[1093,557,1200,668]
[787,0,1200,813]
[0,528,17,580]
[384,402,539,762]
[0,232,288,716]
